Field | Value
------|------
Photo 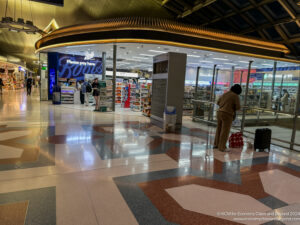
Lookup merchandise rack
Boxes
[61,86,75,104]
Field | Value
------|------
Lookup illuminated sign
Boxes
[58,54,102,80]
[106,71,139,78]
[253,82,298,86]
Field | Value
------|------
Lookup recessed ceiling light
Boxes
[133,56,149,60]
[188,55,200,58]
[213,58,228,61]
[200,60,213,63]
[140,54,155,57]
[224,63,237,65]
[148,50,166,54]
[157,46,161,49]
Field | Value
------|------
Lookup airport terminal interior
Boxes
[2,0,300,225]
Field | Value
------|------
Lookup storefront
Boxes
[35,17,300,150]
[0,61,28,90]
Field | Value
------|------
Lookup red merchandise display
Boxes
[229,132,244,148]
[123,84,131,108]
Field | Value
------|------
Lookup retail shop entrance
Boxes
[35,18,300,150]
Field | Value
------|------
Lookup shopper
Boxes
[83,79,92,106]
[214,84,242,152]
[0,77,4,94]
[92,78,100,110]
[281,89,289,112]
[78,80,84,104]
[26,76,33,96]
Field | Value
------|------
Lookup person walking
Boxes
[214,84,242,152]
[26,76,33,96]
[92,78,100,110]
[281,89,289,112]
[0,77,4,94]
[83,79,92,106]
[78,80,84,104]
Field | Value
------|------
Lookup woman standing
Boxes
[214,84,242,152]
[92,78,100,110]
[281,89,289,112]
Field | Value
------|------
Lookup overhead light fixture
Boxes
[213,58,229,61]
[224,63,237,65]
[140,54,155,57]
[200,60,213,63]
[188,55,201,58]
[133,56,149,60]
[239,61,249,63]
[0,1,43,34]
[262,64,273,66]
[148,50,167,54]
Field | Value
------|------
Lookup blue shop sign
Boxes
[58,54,102,80]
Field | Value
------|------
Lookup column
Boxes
[195,66,201,93]
[230,66,234,87]
[102,52,106,80]
[112,45,117,112]
[270,61,277,108]
[208,65,217,121]
[290,71,300,149]
[241,61,253,133]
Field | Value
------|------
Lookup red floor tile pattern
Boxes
[139,163,300,225]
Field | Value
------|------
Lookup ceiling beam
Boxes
[247,0,276,40]
[152,0,182,14]
[286,36,300,43]
[241,15,300,34]
[277,0,300,27]
[222,0,269,39]
[274,25,298,55]
[162,0,171,6]
[202,0,276,26]
[174,0,192,10]
[177,0,217,18]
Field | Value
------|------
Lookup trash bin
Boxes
[52,85,61,105]
[164,106,177,132]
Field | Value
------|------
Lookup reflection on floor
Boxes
[0,89,300,225]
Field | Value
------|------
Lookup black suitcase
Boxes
[254,128,272,152]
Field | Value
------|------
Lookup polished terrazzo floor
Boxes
[1,89,300,225]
